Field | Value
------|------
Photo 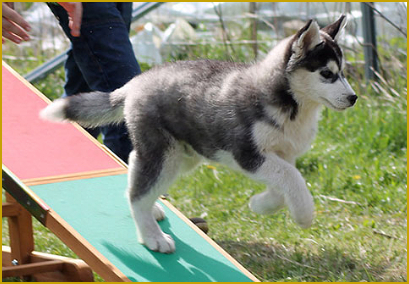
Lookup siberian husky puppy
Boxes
[41,15,357,253]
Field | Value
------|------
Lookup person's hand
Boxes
[2,2,31,44]
[57,2,82,37]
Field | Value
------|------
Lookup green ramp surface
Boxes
[31,174,253,282]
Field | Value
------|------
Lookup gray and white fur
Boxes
[41,15,357,253]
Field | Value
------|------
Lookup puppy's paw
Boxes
[292,208,314,229]
[249,191,285,215]
[142,233,175,254]
[152,202,165,221]
[288,195,314,229]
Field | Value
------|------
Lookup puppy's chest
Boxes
[253,117,318,158]
[281,121,318,155]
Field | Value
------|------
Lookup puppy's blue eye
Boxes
[320,70,334,79]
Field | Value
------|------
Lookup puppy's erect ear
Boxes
[292,20,322,59]
[322,14,347,41]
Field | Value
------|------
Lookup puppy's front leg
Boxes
[249,154,314,228]
[249,187,285,215]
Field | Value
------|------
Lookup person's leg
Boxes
[48,3,141,162]
[100,124,133,162]
[63,48,101,138]
[63,49,91,96]
[68,2,141,90]
[97,3,138,162]
[116,2,133,31]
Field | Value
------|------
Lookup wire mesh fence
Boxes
[2,2,407,100]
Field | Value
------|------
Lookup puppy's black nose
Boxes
[347,94,358,105]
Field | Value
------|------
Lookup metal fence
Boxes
[2,2,407,84]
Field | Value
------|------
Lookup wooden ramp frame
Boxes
[2,62,259,282]
[2,168,94,281]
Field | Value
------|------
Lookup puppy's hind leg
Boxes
[152,202,166,221]
[127,142,182,253]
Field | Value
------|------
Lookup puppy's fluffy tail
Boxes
[40,88,126,128]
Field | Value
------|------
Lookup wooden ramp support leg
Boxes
[2,194,94,282]
[2,247,94,282]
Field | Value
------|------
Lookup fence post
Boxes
[249,2,258,60]
[361,2,379,81]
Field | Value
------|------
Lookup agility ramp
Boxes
[2,62,259,282]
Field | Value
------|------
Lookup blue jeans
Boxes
[48,3,141,163]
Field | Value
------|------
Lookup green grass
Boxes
[2,33,407,281]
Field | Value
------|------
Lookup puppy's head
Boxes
[287,15,357,111]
